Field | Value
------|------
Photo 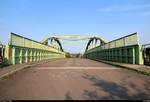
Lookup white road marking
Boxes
[33,67,120,69]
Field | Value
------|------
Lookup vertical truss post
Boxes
[12,47,16,65]
[132,47,135,64]
[19,48,23,64]
[39,50,42,61]
[25,49,28,63]
[30,50,33,62]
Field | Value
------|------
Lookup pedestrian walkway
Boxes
[0,59,56,79]
[99,60,150,75]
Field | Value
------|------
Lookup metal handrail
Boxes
[141,43,150,63]
[142,43,150,47]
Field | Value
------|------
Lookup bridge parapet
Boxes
[4,33,65,65]
[84,32,144,65]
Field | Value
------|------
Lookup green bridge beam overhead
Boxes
[42,35,108,53]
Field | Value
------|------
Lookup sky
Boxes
[0,0,150,53]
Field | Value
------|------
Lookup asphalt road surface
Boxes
[0,58,150,100]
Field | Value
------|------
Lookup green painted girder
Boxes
[4,32,66,65]
[84,32,144,65]
[42,35,107,42]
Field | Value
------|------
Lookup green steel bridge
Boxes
[0,32,149,65]
[1,32,150,100]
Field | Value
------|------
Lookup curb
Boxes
[100,60,150,76]
[0,65,31,80]
[90,58,150,76]
[0,59,55,80]
[0,58,65,80]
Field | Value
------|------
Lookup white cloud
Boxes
[97,4,150,12]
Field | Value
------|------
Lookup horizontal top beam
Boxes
[42,35,108,43]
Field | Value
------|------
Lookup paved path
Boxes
[0,58,150,100]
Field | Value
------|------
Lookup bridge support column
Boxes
[30,50,33,62]
[33,50,36,62]
[39,51,42,61]
[42,51,44,60]
[12,47,16,65]
[119,49,122,62]
[125,48,128,63]
[136,45,144,65]
[19,49,23,64]
[132,48,135,64]
[25,49,28,63]
[37,51,39,61]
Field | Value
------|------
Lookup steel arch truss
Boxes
[42,37,64,52]
[42,35,107,52]
[85,37,107,52]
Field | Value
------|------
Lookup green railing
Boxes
[4,33,66,65]
[84,33,144,65]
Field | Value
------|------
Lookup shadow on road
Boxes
[65,91,73,100]
[82,73,150,100]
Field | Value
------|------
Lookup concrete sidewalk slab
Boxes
[98,60,150,76]
[0,59,57,80]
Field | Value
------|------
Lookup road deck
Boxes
[0,58,150,100]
